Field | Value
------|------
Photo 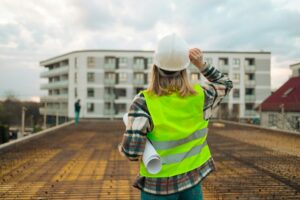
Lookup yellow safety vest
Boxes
[140,84,212,178]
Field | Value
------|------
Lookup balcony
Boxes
[103,94,115,101]
[245,80,256,87]
[133,79,145,86]
[245,94,256,102]
[103,109,114,116]
[40,66,69,78]
[104,79,116,86]
[40,95,68,102]
[218,65,229,73]
[40,80,69,90]
[133,64,145,71]
[104,63,116,71]
[245,65,256,72]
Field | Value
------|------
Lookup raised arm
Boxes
[189,48,233,120]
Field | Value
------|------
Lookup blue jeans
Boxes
[75,111,80,125]
[141,183,203,200]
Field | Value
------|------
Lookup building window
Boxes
[119,57,127,65]
[61,88,68,95]
[105,57,115,64]
[87,88,95,97]
[87,57,96,67]
[74,88,77,98]
[135,58,144,64]
[245,58,255,65]
[282,87,294,97]
[87,72,95,83]
[54,89,60,95]
[61,75,68,81]
[233,58,240,65]
[233,73,240,81]
[233,89,240,98]
[104,102,111,110]
[74,72,77,83]
[75,57,77,69]
[245,103,254,110]
[268,113,277,126]
[245,88,255,95]
[191,73,200,81]
[134,73,144,80]
[61,60,69,66]
[298,68,300,76]
[218,58,228,66]
[147,58,153,65]
[115,103,126,114]
[115,88,126,98]
[246,73,255,80]
[105,87,114,95]
[87,103,94,112]
[105,72,115,79]
[205,57,213,65]
[119,72,127,82]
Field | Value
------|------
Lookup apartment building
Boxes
[39,50,271,123]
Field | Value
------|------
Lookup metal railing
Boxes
[40,95,68,102]
[40,66,69,78]
[40,80,69,89]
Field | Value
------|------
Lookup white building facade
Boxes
[39,50,271,123]
[290,62,300,77]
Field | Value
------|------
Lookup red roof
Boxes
[259,76,300,112]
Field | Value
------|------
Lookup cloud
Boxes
[0,0,300,99]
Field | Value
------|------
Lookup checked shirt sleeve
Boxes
[201,64,233,120]
[119,93,153,161]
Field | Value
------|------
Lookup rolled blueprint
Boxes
[123,113,162,174]
[142,140,162,174]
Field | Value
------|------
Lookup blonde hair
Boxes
[147,65,196,97]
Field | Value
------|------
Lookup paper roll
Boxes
[142,140,162,174]
[122,113,162,174]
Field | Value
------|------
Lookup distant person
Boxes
[119,33,233,199]
[74,99,81,125]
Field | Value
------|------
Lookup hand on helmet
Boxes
[189,48,206,71]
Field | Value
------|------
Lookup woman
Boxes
[119,33,233,199]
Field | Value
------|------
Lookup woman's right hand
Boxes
[189,48,206,72]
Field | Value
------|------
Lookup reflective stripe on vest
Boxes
[161,140,208,165]
[151,128,208,150]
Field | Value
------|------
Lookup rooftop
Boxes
[259,76,300,112]
[40,49,271,66]
[1,120,299,199]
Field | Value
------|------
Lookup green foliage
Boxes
[33,125,43,133]
[0,124,9,144]
[0,99,42,127]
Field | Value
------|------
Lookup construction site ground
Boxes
[0,120,299,199]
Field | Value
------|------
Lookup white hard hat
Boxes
[154,33,190,72]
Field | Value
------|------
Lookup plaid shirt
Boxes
[119,64,233,195]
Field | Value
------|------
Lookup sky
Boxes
[0,0,300,101]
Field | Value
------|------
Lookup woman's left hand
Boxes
[189,48,206,71]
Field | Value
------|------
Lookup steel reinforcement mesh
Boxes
[0,121,299,200]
